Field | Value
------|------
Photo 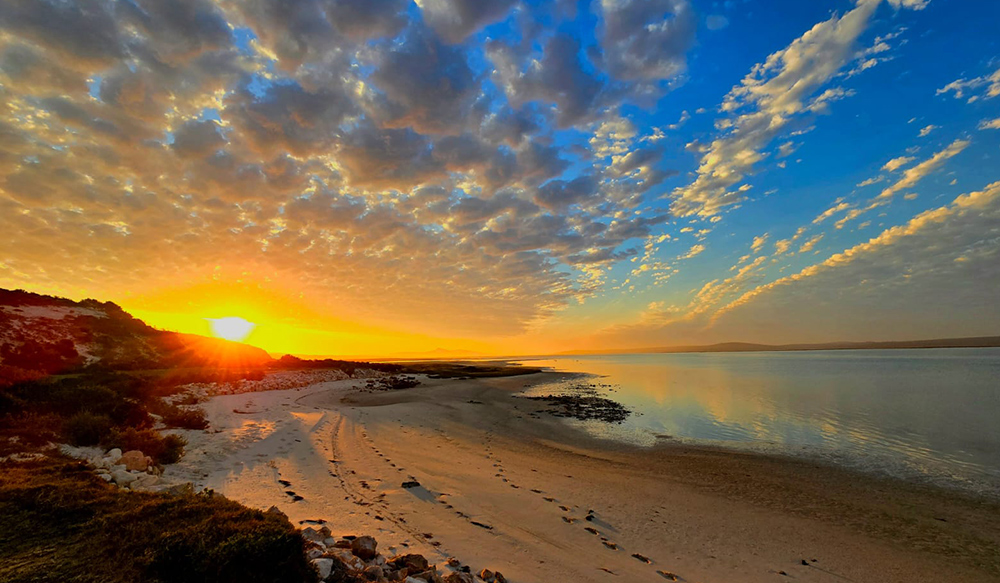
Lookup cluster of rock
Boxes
[294,523,507,583]
[183,369,393,397]
[87,448,163,491]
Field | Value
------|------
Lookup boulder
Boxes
[308,548,325,560]
[445,574,474,583]
[362,565,384,580]
[391,554,429,573]
[478,569,495,582]
[301,527,327,544]
[111,468,137,486]
[107,448,123,462]
[494,572,507,583]
[313,558,334,580]
[351,535,378,560]
[119,450,148,471]
[333,549,365,571]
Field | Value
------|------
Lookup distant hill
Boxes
[0,289,272,384]
[561,336,1000,356]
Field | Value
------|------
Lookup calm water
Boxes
[515,349,1000,495]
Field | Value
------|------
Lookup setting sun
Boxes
[206,317,256,342]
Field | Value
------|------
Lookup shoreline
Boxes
[162,372,1000,582]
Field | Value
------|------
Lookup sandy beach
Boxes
[162,373,1000,583]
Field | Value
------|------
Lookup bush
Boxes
[64,412,113,446]
[104,428,186,465]
[0,458,319,583]
[160,405,208,430]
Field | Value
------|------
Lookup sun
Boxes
[206,316,256,342]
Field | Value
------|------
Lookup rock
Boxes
[324,537,338,548]
[401,481,421,488]
[111,468,137,486]
[362,565,384,580]
[334,539,353,549]
[445,574,474,583]
[313,558,334,580]
[478,569,495,582]
[493,572,506,583]
[308,548,325,560]
[391,554,429,573]
[351,535,378,560]
[301,527,327,544]
[333,549,365,571]
[107,448,122,462]
[119,450,148,471]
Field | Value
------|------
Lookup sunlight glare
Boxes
[206,316,256,342]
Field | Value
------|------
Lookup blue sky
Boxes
[0,0,998,355]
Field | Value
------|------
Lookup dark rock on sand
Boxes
[350,535,377,559]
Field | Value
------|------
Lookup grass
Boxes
[0,457,318,583]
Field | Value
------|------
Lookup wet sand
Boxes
[162,373,1000,583]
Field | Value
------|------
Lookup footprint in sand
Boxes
[602,541,619,550]
[584,527,599,535]
[657,571,679,581]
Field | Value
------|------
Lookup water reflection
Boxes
[516,348,1000,494]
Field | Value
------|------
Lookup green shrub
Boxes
[64,412,113,446]
[104,428,186,465]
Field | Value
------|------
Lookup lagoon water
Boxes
[516,348,1000,495]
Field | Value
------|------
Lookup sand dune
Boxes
[162,374,1000,583]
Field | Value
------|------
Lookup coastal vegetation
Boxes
[0,458,317,583]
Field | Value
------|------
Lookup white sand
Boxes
[162,374,1000,583]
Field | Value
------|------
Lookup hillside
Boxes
[0,289,272,385]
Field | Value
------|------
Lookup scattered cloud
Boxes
[670,0,887,217]
[937,66,1000,103]
[882,156,915,172]
[979,118,1000,130]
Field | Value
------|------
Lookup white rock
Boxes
[313,558,334,580]
[307,548,324,560]
[111,469,137,486]
[107,448,122,462]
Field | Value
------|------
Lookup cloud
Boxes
[918,124,937,137]
[937,66,1000,103]
[878,139,969,200]
[670,0,881,217]
[679,243,706,259]
[487,33,605,128]
[710,180,1000,340]
[598,0,696,82]
[882,156,915,172]
[365,24,480,134]
[797,234,823,253]
[750,234,769,253]
[979,118,1000,130]
[417,0,516,43]
[706,15,729,31]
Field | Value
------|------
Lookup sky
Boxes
[0,0,998,357]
